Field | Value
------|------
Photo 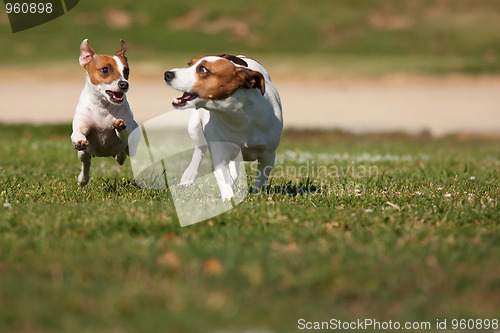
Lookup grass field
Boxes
[0,124,499,332]
[2,0,500,73]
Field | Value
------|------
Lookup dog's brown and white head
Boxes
[79,39,130,105]
[164,54,265,110]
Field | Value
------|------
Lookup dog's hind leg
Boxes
[254,152,275,193]
[77,150,91,186]
[115,151,127,165]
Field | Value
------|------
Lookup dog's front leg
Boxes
[71,127,89,151]
[254,152,276,193]
[180,112,207,187]
[113,118,129,141]
[113,118,138,157]
[213,165,235,201]
[113,121,129,165]
[210,143,242,201]
[228,160,240,186]
[180,145,207,187]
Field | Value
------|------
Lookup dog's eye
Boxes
[123,68,129,79]
[100,67,110,75]
[197,65,209,74]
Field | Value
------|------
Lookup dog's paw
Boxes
[78,172,89,186]
[180,169,197,187]
[115,152,127,165]
[180,179,194,187]
[113,119,127,131]
[74,140,89,151]
[222,195,235,202]
[220,187,235,202]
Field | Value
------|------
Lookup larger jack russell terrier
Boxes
[164,54,283,200]
[71,39,138,186]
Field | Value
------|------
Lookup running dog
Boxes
[71,39,138,186]
[164,54,283,200]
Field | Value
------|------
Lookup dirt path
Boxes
[1,70,499,136]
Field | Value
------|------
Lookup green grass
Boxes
[0,124,499,332]
[2,0,500,73]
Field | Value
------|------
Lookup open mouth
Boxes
[173,91,198,108]
[105,90,124,104]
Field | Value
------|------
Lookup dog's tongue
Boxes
[106,90,124,102]
[173,92,197,106]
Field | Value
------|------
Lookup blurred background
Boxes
[1,0,500,135]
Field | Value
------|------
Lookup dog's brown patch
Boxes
[188,54,248,68]
[85,55,128,85]
[191,58,265,100]
[217,54,248,67]
[187,55,205,67]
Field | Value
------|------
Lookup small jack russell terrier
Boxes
[164,54,283,200]
[71,39,138,186]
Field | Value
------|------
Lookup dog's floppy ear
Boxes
[116,39,127,58]
[218,54,248,67]
[236,68,265,95]
[79,39,95,67]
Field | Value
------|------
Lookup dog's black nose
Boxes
[118,80,129,91]
[164,71,175,82]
